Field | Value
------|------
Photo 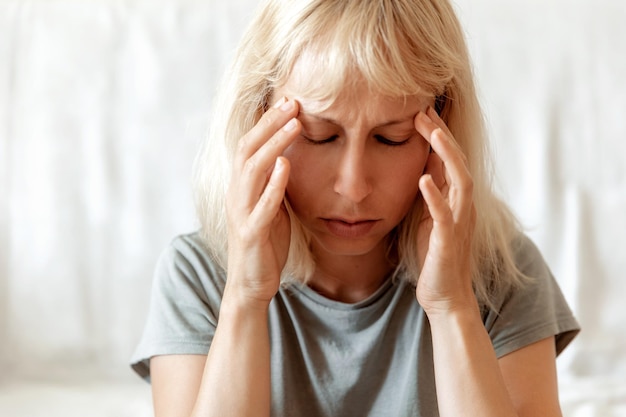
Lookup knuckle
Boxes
[265,132,282,149]
[236,135,249,153]
[260,111,278,129]
[257,191,273,209]
[235,133,256,160]
[236,110,285,155]
[242,156,260,177]
[461,176,473,194]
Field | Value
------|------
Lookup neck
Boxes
[308,241,395,303]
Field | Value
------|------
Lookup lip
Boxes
[322,218,379,239]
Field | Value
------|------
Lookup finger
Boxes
[234,97,300,168]
[426,106,454,139]
[432,128,473,225]
[414,111,466,180]
[423,151,446,190]
[415,112,473,224]
[414,110,464,160]
[240,117,300,208]
[419,174,454,236]
[233,98,301,211]
[248,156,291,230]
[426,106,468,168]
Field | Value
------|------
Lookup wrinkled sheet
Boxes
[0,0,624,415]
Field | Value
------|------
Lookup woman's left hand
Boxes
[413,106,478,316]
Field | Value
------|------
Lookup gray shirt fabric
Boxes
[131,232,580,416]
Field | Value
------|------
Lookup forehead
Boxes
[276,68,431,125]
[276,57,431,119]
[275,52,347,109]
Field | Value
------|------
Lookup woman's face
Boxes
[275,75,432,262]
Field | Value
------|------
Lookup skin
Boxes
[281,82,431,302]
[150,69,564,417]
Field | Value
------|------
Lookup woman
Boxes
[131,0,580,416]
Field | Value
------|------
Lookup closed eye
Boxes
[374,134,411,146]
[302,135,338,145]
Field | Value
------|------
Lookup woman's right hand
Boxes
[225,97,301,308]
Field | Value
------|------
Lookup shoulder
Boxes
[485,232,580,357]
[159,232,226,280]
[509,233,549,277]
[130,232,223,378]
[506,233,568,306]
[492,232,562,306]
[153,231,227,307]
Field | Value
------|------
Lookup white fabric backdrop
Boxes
[0,0,624,415]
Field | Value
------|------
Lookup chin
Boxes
[311,234,388,258]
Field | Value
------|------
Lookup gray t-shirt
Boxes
[131,232,580,416]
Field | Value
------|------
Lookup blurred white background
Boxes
[0,0,624,416]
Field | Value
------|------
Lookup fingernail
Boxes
[273,96,286,109]
[279,99,294,112]
[283,118,297,131]
[274,157,284,172]
[419,111,433,124]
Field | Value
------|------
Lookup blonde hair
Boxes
[194,0,525,308]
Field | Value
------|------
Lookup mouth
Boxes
[321,218,379,238]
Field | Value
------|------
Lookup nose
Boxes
[333,142,372,203]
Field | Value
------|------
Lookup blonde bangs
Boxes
[267,0,462,106]
[196,0,526,307]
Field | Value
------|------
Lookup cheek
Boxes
[282,145,319,208]
[393,145,429,182]
[391,172,422,206]
[413,149,430,176]
[386,149,429,205]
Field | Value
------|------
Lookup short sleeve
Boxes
[484,235,580,358]
[130,233,226,381]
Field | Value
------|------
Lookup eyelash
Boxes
[375,135,410,146]
[302,135,338,145]
[302,135,410,146]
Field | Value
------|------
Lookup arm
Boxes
[414,107,563,417]
[151,355,206,417]
[149,299,271,417]
[499,336,562,416]
[428,309,562,417]
[190,296,273,417]
[150,97,301,417]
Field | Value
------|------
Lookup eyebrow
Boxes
[299,112,416,128]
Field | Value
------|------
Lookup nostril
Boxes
[333,170,371,203]
[332,145,372,203]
